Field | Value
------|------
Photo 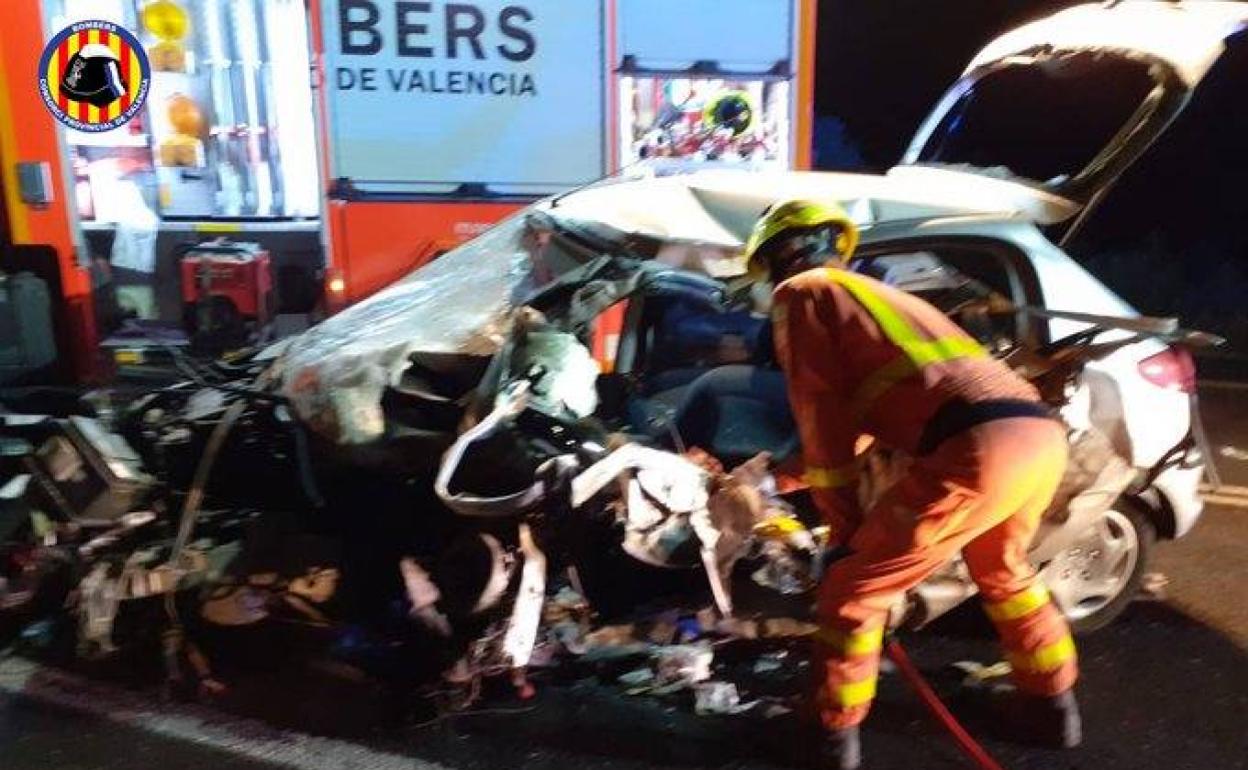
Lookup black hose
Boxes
[290,420,325,509]
[163,346,287,405]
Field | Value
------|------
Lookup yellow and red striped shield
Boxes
[38,20,150,132]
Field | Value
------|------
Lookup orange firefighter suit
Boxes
[771,267,1077,730]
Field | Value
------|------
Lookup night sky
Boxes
[812,0,1248,359]
[814,0,1082,168]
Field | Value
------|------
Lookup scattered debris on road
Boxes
[1140,572,1171,601]
[1217,445,1248,462]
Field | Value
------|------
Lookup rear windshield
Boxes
[913,52,1159,185]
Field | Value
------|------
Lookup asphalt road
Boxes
[1200,383,1248,488]
[1,386,1246,770]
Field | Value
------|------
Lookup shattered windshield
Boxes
[279,214,550,443]
[912,52,1159,187]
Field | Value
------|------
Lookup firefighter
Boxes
[744,200,1080,769]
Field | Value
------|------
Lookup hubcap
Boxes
[1042,509,1140,621]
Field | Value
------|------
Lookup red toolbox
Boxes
[179,240,274,351]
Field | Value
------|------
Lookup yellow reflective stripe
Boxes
[814,625,884,657]
[827,271,920,350]
[905,336,988,366]
[833,678,878,709]
[828,270,988,364]
[804,461,862,489]
[985,584,1052,623]
[849,354,917,420]
[848,337,986,419]
[1008,635,1076,674]
[827,270,988,417]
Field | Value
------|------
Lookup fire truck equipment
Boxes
[158,134,201,168]
[149,40,187,73]
[0,272,57,382]
[141,0,190,41]
[179,241,274,353]
[167,94,204,136]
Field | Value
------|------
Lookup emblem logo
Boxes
[38,20,150,132]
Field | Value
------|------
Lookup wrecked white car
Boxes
[0,0,1236,706]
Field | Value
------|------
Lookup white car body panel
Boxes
[1012,226,1194,470]
[965,1,1248,88]
[900,1,1248,231]
[545,167,1078,251]
[898,217,1197,474]
[546,173,1206,538]
[1154,462,1206,538]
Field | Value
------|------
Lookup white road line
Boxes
[1200,484,1248,498]
[1202,494,1248,510]
[0,656,451,770]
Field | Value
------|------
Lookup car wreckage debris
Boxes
[0,256,1195,729]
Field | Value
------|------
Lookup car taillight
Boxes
[1138,347,1196,393]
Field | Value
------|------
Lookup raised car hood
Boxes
[901,1,1248,226]
[967,1,1248,88]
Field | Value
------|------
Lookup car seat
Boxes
[633,364,797,467]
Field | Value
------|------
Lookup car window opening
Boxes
[916,52,1159,185]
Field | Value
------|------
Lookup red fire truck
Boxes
[309,0,818,305]
[0,0,816,379]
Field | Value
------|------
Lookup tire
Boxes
[1041,497,1156,635]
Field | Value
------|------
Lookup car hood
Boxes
[900,0,1248,222]
[277,214,541,443]
[966,1,1248,89]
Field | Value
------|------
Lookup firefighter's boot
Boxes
[1010,689,1082,749]
[969,686,1082,749]
[823,726,861,770]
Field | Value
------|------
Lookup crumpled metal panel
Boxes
[964,1,1248,88]
[279,217,537,444]
[511,331,601,419]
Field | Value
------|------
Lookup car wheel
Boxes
[1040,498,1155,634]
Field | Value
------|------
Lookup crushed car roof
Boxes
[545,166,1078,250]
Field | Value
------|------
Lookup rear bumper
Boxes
[1151,453,1206,539]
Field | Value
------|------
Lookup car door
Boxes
[851,235,1045,354]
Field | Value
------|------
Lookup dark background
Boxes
[812,0,1248,367]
